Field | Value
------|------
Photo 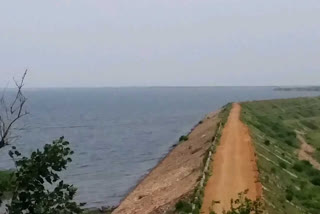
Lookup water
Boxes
[0,87,319,208]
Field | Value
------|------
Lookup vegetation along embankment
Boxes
[113,104,231,214]
[241,96,320,214]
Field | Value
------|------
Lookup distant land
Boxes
[274,86,320,91]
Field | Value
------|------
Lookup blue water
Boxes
[0,87,319,208]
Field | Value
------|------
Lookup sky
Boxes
[0,0,320,87]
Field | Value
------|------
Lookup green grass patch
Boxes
[241,96,320,214]
[0,170,15,193]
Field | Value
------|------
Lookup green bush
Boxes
[175,200,192,213]
[292,163,303,172]
[310,177,320,186]
[4,137,84,214]
[179,135,189,142]
[306,168,320,177]
[292,160,311,173]
[286,193,293,201]
[285,187,294,201]
[301,160,312,167]
[219,190,263,214]
[279,161,287,169]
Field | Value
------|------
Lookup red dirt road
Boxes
[201,103,262,214]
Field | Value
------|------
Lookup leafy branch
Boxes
[3,137,84,214]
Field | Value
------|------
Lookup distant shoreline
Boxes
[274,86,320,91]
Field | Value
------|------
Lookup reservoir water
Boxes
[0,87,318,208]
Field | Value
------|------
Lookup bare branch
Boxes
[0,70,29,148]
[10,69,27,114]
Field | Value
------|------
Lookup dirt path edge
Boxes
[200,103,262,214]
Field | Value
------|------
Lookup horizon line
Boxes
[1,85,319,90]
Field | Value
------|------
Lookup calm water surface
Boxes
[0,87,319,208]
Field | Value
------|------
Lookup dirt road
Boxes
[201,103,262,214]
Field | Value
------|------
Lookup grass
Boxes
[241,96,320,214]
[0,170,15,193]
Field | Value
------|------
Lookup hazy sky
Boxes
[1,0,319,87]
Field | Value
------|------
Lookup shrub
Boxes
[179,135,189,142]
[5,137,84,214]
[284,139,293,146]
[286,193,293,201]
[264,140,270,146]
[279,161,287,169]
[285,187,294,201]
[292,160,311,172]
[306,168,320,177]
[301,160,312,167]
[286,131,296,137]
[222,190,263,214]
[310,177,320,186]
[175,200,192,213]
[292,163,303,172]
